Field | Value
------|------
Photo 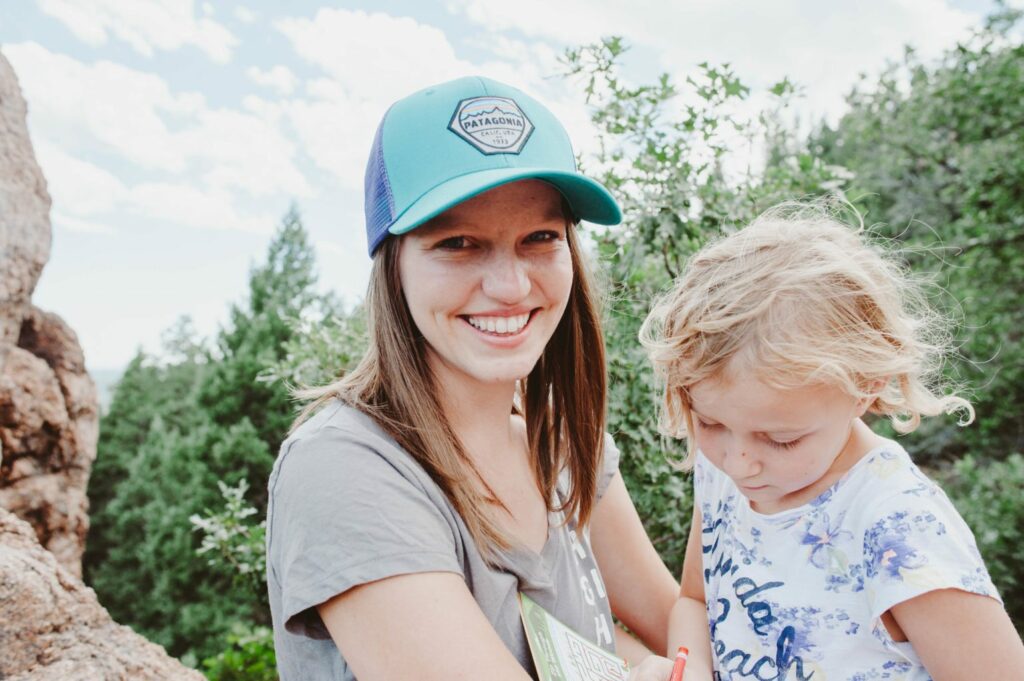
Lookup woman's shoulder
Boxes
[271,400,434,495]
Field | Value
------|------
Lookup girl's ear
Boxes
[855,377,889,417]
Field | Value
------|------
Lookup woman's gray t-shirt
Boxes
[266,401,621,680]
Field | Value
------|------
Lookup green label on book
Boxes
[519,593,630,681]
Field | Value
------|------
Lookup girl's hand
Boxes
[627,655,675,681]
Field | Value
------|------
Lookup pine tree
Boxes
[85,209,322,660]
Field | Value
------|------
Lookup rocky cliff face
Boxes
[0,49,97,578]
[0,50,203,680]
[0,508,204,680]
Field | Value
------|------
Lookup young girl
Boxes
[642,203,1024,680]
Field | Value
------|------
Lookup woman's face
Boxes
[398,180,574,391]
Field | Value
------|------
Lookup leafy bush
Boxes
[191,479,267,597]
[202,625,277,681]
[814,15,1024,461]
[561,37,847,574]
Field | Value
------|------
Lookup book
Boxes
[519,593,630,681]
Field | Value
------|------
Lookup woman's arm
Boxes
[667,505,715,681]
[890,588,1024,680]
[318,571,532,681]
[590,471,679,656]
[319,570,679,681]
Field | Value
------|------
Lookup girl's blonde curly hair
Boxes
[640,200,974,468]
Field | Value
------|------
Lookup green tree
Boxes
[198,206,319,464]
[561,38,846,573]
[85,319,208,583]
[85,210,324,661]
[813,13,1024,460]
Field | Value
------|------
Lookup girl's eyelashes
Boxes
[766,437,803,450]
[696,416,803,450]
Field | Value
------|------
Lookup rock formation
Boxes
[0,49,96,578]
[0,508,205,680]
[0,50,203,680]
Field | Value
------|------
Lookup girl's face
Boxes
[687,371,872,514]
[398,180,573,392]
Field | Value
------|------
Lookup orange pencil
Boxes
[669,646,689,681]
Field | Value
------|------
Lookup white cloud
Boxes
[6,42,198,170]
[274,8,583,189]
[30,142,277,235]
[246,65,297,95]
[6,42,310,199]
[51,212,116,234]
[448,0,981,122]
[275,9,474,101]
[126,182,275,233]
[34,141,129,217]
[234,6,257,24]
[38,0,238,62]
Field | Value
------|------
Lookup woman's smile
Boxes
[461,309,535,337]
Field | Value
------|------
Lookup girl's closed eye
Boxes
[765,436,803,450]
[696,418,722,430]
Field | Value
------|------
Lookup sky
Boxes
[0,0,1005,372]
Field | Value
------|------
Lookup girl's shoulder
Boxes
[835,440,946,513]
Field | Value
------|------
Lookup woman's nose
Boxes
[481,251,531,302]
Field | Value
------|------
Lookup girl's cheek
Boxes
[694,430,718,456]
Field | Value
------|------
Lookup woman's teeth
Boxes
[466,313,530,334]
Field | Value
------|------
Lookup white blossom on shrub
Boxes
[190,479,267,589]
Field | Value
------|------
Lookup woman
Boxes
[266,76,678,680]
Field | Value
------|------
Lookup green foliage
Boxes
[201,625,277,681]
[813,20,1024,460]
[86,210,324,663]
[939,453,1024,631]
[190,479,267,598]
[561,38,846,573]
[198,206,319,461]
[260,297,368,391]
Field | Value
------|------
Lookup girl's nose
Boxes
[481,251,531,303]
[721,445,759,481]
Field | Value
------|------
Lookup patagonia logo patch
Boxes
[448,96,534,155]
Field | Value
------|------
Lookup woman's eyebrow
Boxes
[419,214,463,232]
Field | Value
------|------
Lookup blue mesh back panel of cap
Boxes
[364,109,396,255]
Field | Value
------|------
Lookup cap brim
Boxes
[387,167,622,238]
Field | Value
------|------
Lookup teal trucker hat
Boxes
[364,76,622,255]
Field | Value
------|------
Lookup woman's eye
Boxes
[435,236,468,250]
[767,437,802,450]
[525,230,561,243]
[697,419,721,430]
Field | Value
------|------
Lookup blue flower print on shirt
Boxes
[864,511,926,581]
[798,510,858,592]
[801,511,853,570]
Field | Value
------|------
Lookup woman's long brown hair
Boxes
[292,209,607,563]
